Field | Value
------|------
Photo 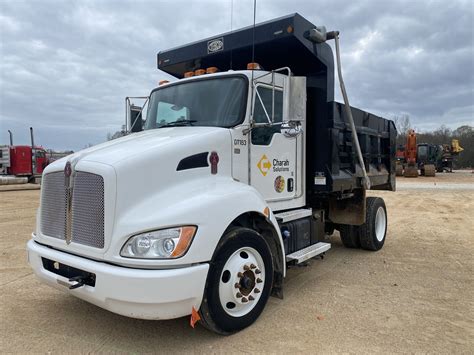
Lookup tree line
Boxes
[393,115,473,168]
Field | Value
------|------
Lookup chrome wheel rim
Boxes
[218,247,265,317]
[375,207,386,242]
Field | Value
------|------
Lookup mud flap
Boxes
[328,189,366,225]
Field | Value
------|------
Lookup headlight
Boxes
[120,226,197,259]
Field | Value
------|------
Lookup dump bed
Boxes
[158,13,396,195]
[307,100,396,196]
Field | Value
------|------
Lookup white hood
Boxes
[46,126,230,170]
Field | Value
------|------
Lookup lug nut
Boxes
[237,272,243,278]
[236,292,242,298]
[256,278,263,283]
[243,265,250,271]
[234,282,240,288]
[248,295,255,301]
[241,297,248,303]
[250,264,256,269]
[254,288,261,293]
[255,269,261,274]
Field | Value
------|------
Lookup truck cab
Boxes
[143,68,306,209]
[27,13,396,334]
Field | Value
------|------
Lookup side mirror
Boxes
[280,121,302,137]
[129,105,143,133]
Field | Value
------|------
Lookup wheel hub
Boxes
[218,247,265,317]
[239,270,256,295]
[375,206,387,242]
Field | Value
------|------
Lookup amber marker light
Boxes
[159,80,170,86]
[247,62,262,70]
[263,207,270,218]
[206,67,219,74]
[171,226,197,257]
[194,69,206,76]
[184,71,194,78]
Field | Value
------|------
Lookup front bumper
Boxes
[27,239,209,320]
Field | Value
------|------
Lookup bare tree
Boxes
[393,114,412,146]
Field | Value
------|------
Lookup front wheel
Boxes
[359,197,387,251]
[199,228,274,334]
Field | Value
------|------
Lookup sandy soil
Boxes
[1,172,473,353]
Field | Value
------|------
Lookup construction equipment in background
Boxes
[403,129,418,177]
[417,143,439,177]
[0,128,50,184]
[395,145,405,176]
[437,139,464,172]
[396,134,464,177]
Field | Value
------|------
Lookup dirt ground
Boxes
[1,172,473,353]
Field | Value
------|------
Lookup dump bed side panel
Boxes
[307,101,396,196]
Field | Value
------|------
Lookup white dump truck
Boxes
[27,14,396,334]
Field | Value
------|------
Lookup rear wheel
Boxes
[199,228,273,334]
[339,225,360,248]
[359,197,387,251]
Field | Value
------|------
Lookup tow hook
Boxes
[68,276,86,289]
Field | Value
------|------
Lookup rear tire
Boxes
[359,197,387,251]
[199,228,274,334]
[339,225,360,248]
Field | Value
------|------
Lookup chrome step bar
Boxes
[275,208,312,223]
[286,242,331,264]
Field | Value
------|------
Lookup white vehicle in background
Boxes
[27,14,396,334]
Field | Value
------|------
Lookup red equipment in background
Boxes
[403,129,419,177]
[0,128,50,180]
[8,145,49,176]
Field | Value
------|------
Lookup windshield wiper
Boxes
[159,119,197,128]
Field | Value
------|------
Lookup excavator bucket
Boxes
[451,139,464,154]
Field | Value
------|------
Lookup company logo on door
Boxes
[257,155,271,176]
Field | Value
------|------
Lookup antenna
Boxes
[229,0,234,69]
[251,0,256,64]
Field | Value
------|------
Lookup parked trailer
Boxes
[27,13,396,334]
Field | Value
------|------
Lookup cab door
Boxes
[250,78,305,210]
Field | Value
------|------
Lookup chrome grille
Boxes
[71,172,105,248]
[40,170,105,249]
[40,172,67,240]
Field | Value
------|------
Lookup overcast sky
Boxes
[0,0,473,150]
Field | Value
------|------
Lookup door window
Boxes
[251,86,283,145]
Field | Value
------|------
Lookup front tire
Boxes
[199,228,274,334]
[359,197,387,251]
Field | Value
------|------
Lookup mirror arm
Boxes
[125,96,149,134]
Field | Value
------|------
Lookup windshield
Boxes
[418,145,428,158]
[144,77,247,129]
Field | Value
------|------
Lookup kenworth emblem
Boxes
[64,161,74,244]
[207,37,224,54]
[64,161,72,178]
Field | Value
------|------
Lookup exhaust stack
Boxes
[30,127,36,175]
